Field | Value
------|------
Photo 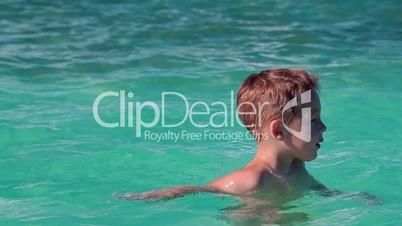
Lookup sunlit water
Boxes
[1,0,401,225]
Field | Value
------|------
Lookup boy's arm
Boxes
[297,160,383,205]
[310,181,383,205]
[205,168,261,194]
[112,175,249,202]
[305,169,383,205]
[113,186,215,202]
[112,168,260,202]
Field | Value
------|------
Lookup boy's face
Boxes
[283,90,327,161]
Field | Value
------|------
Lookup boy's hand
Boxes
[343,191,384,206]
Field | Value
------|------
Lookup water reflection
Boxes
[216,189,310,225]
[215,187,383,225]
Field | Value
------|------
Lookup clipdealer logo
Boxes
[281,89,312,142]
[92,90,312,142]
[92,90,250,139]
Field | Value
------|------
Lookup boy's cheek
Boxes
[284,118,302,132]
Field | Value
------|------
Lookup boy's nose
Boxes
[320,120,327,133]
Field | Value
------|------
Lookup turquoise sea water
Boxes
[1,0,401,225]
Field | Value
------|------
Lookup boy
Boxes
[114,68,327,201]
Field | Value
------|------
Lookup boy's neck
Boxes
[253,141,295,175]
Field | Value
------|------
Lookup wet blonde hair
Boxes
[237,68,319,140]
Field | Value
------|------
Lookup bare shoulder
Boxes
[205,166,262,194]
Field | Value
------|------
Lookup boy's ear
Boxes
[269,119,283,141]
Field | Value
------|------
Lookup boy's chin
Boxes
[304,157,317,162]
[304,151,318,162]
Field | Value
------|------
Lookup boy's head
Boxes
[237,68,320,141]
